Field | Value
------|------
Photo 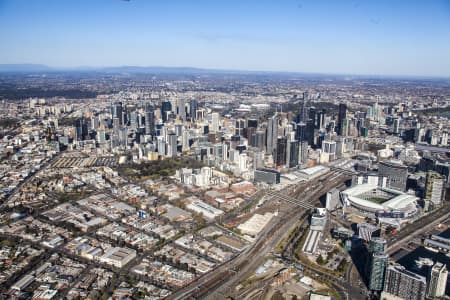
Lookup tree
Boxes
[316,255,327,265]
[271,291,285,300]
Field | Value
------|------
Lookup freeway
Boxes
[167,171,349,300]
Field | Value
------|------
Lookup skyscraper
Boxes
[379,160,408,191]
[368,252,388,291]
[111,101,123,125]
[144,104,155,136]
[383,264,427,300]
[251,130,266,150]
[393,117,400,134]
[427,262,448,298]
[367,236,388,292]
[235,119,245,136]
[337,103,347,135]
[288,140,299,167]
[161,101,172,123]
[317,109,326,129]
[129,110,138,131]
[297,98,308,123]
[299,141,309,165]
[340,118,350,136]
[275,136,287,166]
[368,237,387,254]
[425,171,445,208]
[306,119,315,146]
[167,133,177,157]
[295,122,307,142]
[266,113,279,156]
[189,99,198,120]
[74,118,88,141]
[177,99,186,121]
[211,112,220,133]
[322,140,337,161]
[309,107,316,127]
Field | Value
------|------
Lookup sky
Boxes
[0,0,450,77]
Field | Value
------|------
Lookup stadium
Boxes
[340,183,419,218]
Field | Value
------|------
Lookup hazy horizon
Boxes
[1,0,450,77]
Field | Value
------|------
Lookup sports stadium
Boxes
[340,183,419,218]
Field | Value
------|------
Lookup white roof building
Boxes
[341,183,419,215]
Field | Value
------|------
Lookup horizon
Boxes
[1,63,450,80]
[1,1,450,77]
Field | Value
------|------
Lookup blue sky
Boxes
[0,0,450,76]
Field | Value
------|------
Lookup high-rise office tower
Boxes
[316,109,326,129]
[118,127,128,147]
[393,118,400,134]
[90,116,99,131]
[251,130,266,150]
[129,111,138,131]
[266,113,279,156]
[337,103,347,135]
[299,141,309,165]
[275,136,287,166]
[425,171,445,208]
[97,130,106,144]
[288,140,299,167]
[427,262,448,298]
[211,112,220,133]
[286,139,291,168]
[157,136,166,156]
[303,91,309,101]
[309,107,316,127]
[383,264,427,300]
[306,119,315,146]
[174,124,183,137]
[177,99,186,121]
[161,101,172,123]
[74,118,89,141]
[297,98,308,123]
[167,133,177,157]
[182,129,190,152]
[111,102,123,125]
[196,108,205,121]
[340,118,350,136]
[379,160,408,191]
[322,140,337,161]
[367,236,388,291]
[368,237,387,254]
[189,99,198,120]
[235,119,245,136]
[144,104,155,136]
[441,132,448,146]
[245,118,258,139]
[368,252,389,291]
[296,122,307,142]
[112,117,120,133]
[247,118,258,128]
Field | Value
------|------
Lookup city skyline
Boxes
[1,0,450,77]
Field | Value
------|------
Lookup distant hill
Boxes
[0,64,232,74]
[100,66,208,74]
[0,64,54,72]
[0,64,282,75]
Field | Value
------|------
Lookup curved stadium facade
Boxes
[341,183,419,218]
